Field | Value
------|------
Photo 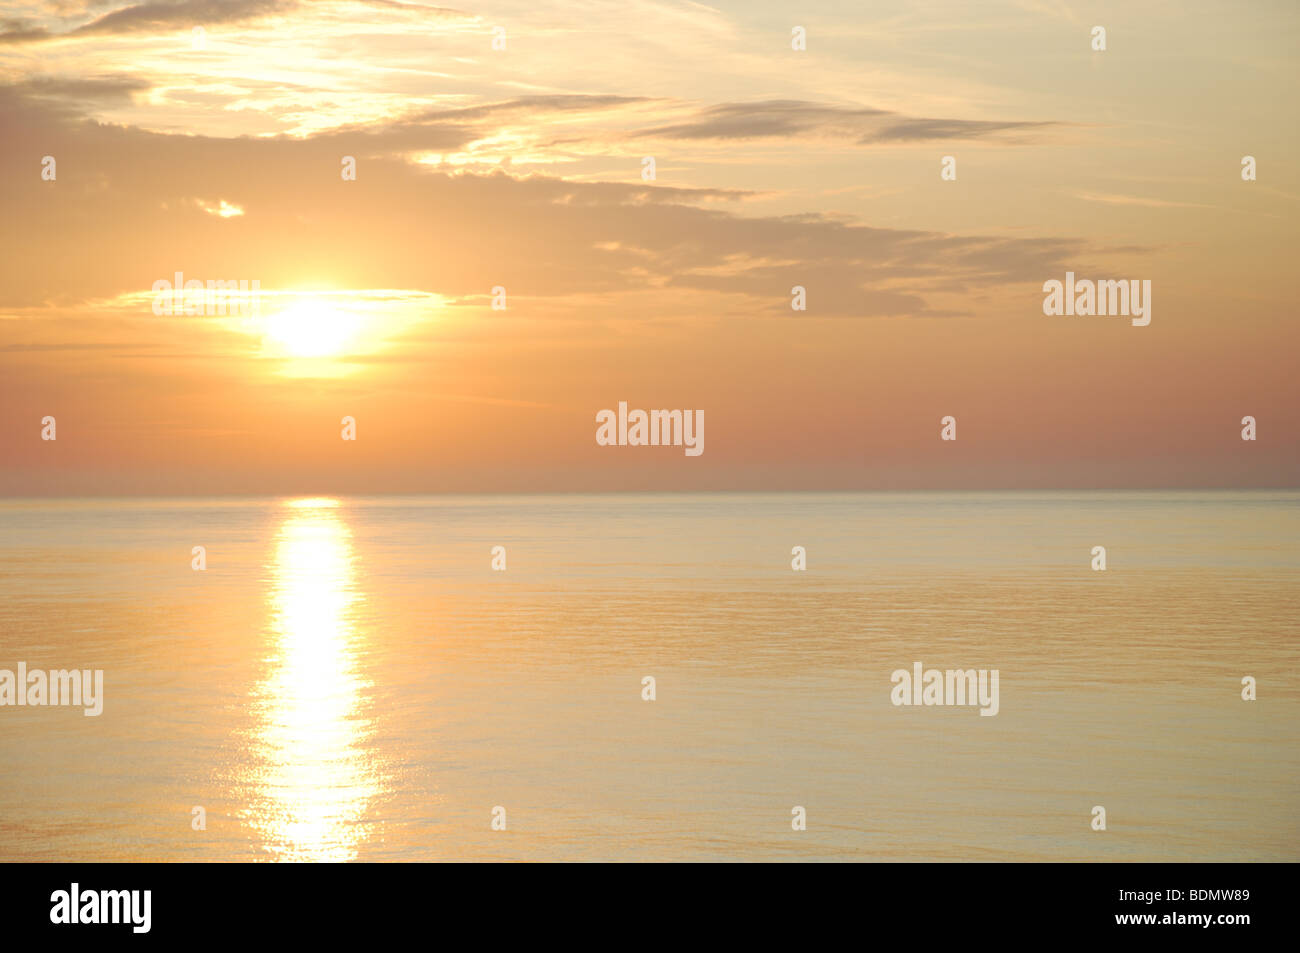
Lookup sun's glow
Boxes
[285,497,340,510]
[265,299,361,359]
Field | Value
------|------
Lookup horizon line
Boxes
[3,486,1299,502]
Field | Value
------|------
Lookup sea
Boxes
[1,491,1296,861]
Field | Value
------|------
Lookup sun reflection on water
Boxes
[244,498,381,861]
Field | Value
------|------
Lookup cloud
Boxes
[193,197,246,217]
[0,0,467,43]
[0,18,52,43]
[7,75,152,104]
[312,95,655,156]
[1072,191,1216,210]
[633,100,1060,146]
[0,78,1088,319]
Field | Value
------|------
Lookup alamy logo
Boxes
[152,272,261,316]
[890,662,1000,716]
[1043,272,1151,326]
[595,402,704,456]
[0,663,103,716]
[50,883,150,933]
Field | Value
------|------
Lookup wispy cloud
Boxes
[0,0,468,43]
[1071,190,1216,210]
[633,100,1061,146]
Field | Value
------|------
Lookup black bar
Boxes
[0,862,1280,941]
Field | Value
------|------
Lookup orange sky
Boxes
[2,0,1297,493]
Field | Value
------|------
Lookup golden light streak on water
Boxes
[243,498,381,861]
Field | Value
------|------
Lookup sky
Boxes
[1,0,1297,494]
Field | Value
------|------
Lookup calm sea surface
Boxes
[1,491,1297,861]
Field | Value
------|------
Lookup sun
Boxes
[266,298,360,359]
